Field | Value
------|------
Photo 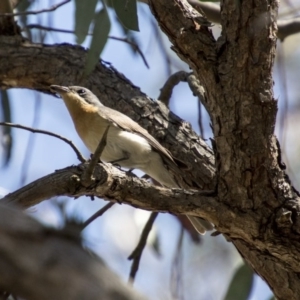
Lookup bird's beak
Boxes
[50,85,70,95]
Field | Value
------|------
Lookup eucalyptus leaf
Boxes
[17,0,31,27]
[74,0,98,44]
[112,0,139,31]
[0,91,12,167]
[85,8,111,75]
[224,263,254,300]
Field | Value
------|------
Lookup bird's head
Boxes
[50,85,102,108]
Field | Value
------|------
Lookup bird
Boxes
[50,85,213,234]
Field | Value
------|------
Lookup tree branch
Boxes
[24,24,150,68]
[0,0,71,16]
[128,212,158,283]
[148,1,300,299]
[0,122,86,163]
[82,202,115,230]
[188,1,300,41]
[0,203,146,300]
[158,71,189,106]
[81,125,109,186]
[277,17,300,41]
[0,36,216,190]
[1,162,219,225]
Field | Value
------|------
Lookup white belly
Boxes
[83,126,152,169]
[80,125,178,188]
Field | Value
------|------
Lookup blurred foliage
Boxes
[85,6,111,75]
[16,0,32,27]
[74,0,98,44]
[112,0,139,31]
[224,263,254,300]
[0,91,13,167]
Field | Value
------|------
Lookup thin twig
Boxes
[81,126,109,186]
[81,202,115,230]
[277,18,300,41]
[1,0,70,16]
[109,36,149,69]
[170,226,184,300]
[128,212,158,284]
[0,122,86,163]
[158,71,189,106]
[25,24,150,68]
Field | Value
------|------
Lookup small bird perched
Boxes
[50,85,212,234]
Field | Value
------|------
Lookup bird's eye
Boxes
[77,89,86,96]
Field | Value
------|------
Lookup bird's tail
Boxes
[146,153,213,235]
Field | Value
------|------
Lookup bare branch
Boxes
[1,162,219,225]
[0,203,146,300]
[24,24,150,68]
[81,126,109,186]
[0,122,86,163]
[277,18,300,41]
[128,212,158,283]
[82,202,115,230]
[0,38,216,190]
[0,0,71,16]
[158,71,189,106]
[109,36,150,69]
[170,226,184,298]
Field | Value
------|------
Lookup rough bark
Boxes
[0,0,300,299]
[2,163,219,224]
[148,0,300,299]
[0,36,215,190]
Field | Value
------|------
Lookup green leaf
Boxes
[85,7,111,75]
[105,0,113,7]
[0,90,13,167]
[150,229,161,257]
[17,0,32,27]
[74,0,98,44]
[112,0,139,31]
[224,263,254,300]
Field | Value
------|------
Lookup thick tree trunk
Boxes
[149,0,300,299]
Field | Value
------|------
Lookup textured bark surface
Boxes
[148,0,300,299]
[2,163,219,223]
[0,36,215,190]
[1,0,300,299]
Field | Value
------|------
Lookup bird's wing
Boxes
[98,106,199,189]
[98,106,176,164]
